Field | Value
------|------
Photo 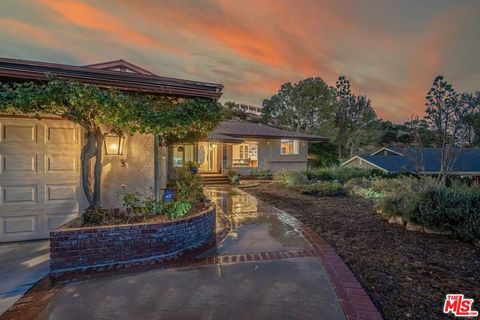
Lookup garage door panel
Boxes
[45,125,78,145]
[46,155,78,173]
[1,123,37,143]
[46,184,77,202]
[1,154,37,174]
[2,185,37,204]
[2,215,37,234]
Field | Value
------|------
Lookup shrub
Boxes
[164,200,192,220]
[344,177,373,192]
[226,167,240,186]
[375,179,480,241]
[274,170,308,187]
[173,167,205,204]
[295,181,344,196]
[303,166,388,183]
[249,169,272,178]
[83,206,110,226]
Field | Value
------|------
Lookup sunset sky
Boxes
[1,0,479,122]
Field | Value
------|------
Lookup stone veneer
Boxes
[50,208,216,271]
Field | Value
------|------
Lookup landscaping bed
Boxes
[50,206,216,271]
[244,184,480,320]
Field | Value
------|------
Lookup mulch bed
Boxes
[245,184,480,320]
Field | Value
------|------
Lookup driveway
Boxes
[0,240,49,315]
[4,187,380,319]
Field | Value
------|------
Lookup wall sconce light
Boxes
[104,131,125,156]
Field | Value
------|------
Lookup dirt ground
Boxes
[244,184,480,320]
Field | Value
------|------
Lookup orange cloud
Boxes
[37,0,158,49]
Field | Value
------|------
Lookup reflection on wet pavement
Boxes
[202,186,310,256]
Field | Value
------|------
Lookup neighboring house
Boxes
[236,104,263,116]
[0,57,222,242]
[0,57,326,242]
[168,120,327,178]
[342,147,480,177]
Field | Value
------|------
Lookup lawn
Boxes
[244,183,480,320]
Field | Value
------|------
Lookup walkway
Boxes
[0,240,49,315]
[3,187,380,320]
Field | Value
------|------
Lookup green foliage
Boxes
[360,177,480,241]
[249,169,272,178]
[226,168,240,186]
[173,167,205,204]
[295,181,344,196]
[164,200,192,220]
[262,77,333,133]
[308,142,339,167]
[303,166,387,183]
[83,207,110,226]
[273,170,308,188]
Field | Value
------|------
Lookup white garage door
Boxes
[0,117,87,242]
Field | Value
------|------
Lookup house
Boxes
[342,147,480,177]
[168,120,327,178]
[236,104,263,116]
[0,57,223,242]
[0,57,326,242]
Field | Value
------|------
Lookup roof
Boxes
[0,57,223,100]
[343,147,480,174]
[209,120,328,141]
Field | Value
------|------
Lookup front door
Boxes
[197,142,219,173]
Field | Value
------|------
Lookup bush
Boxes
[295,181,344,196]
[83,206,110,226]
[375,179,480,241]
[164,200,192,220]
[173,167,205,204]
[303,166,388,183]
[274,170,308,187]
[226,167,240,186]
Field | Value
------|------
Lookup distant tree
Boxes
[262,77,333,133]
[425,76,479,184]
[333,76,381,159]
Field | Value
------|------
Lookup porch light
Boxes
[104,131,125,156]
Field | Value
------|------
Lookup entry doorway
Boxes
[197,142,220,173]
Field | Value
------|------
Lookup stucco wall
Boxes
[101,133,155,208]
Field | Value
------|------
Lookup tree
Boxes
[424,76,479,184]
[0,78,221,207]
[333,76,381,159]
[262,77,333,133]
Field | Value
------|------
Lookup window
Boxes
[280,139,299,155]
[232,142,258,167]
[173,144,194,167]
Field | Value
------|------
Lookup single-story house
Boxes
[342,147,480,177]
[0,57,326,242]
[168,120,327,178]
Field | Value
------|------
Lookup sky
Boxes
[0,0,479,123]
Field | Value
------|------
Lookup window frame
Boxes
[280,139,299,155]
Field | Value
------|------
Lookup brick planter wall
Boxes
[50,208,216,271]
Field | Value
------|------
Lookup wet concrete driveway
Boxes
[35,187,346,320]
